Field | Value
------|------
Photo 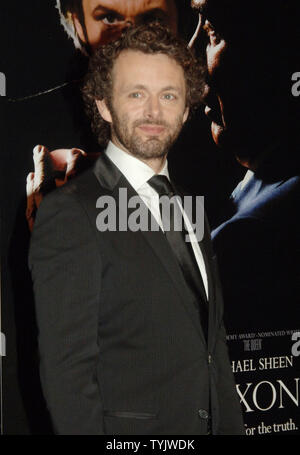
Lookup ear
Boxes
[183,106,189,124]
[96,99,112,123]
[72,13,87,43]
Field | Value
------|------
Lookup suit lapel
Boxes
[172,182,217,349]
[93,153,207,343]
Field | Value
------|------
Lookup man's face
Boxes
[74,0,178,50]
[97,50,189,161]
[191,0,265,156]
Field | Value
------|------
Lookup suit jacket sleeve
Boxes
[29,188,104,435]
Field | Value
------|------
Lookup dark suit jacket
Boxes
[212,156,300,333]
[29,152,244,435]
[2,83,99,434]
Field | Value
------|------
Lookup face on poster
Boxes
[59,0,178,51]
[75,0,177,48]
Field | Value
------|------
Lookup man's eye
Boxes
[95,14,122,25]
[162,93,176,101]
[129,92,142,99]
[138,10,168,26]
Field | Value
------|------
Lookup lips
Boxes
[137,124,166,135]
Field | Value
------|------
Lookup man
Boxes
[29,23,244,435]
[2,1,195,434]
[190,0,300,332]
[25,0,187,229]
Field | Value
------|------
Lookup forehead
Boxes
[112,50,185,89]
[83,0,172,15]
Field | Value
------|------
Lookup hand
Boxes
[26,145,87,231]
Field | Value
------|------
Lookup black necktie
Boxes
[148,175,209,342]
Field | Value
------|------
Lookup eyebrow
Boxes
[92,5,168,19]
[160,86,182,92]
[92,5,124,17]
[124,84,182,93]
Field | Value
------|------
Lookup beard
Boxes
[109,107,184,161]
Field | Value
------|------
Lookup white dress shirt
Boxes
[105,141,209,299]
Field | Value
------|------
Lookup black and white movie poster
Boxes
[1,0,299,437]
[226,330,300,436]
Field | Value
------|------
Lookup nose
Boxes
[144,95,161,120]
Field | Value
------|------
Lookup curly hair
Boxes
[82,22,205,146]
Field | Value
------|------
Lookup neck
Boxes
[110,138,168,174]
[141,156,168,174]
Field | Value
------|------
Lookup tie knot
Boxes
[148,175,175,197]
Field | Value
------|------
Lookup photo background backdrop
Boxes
[1,0,299,435]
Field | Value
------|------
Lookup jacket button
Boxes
[198,409,209,419]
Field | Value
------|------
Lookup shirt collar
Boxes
[105,141,170,192]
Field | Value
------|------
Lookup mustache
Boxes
[133,119,169,128]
